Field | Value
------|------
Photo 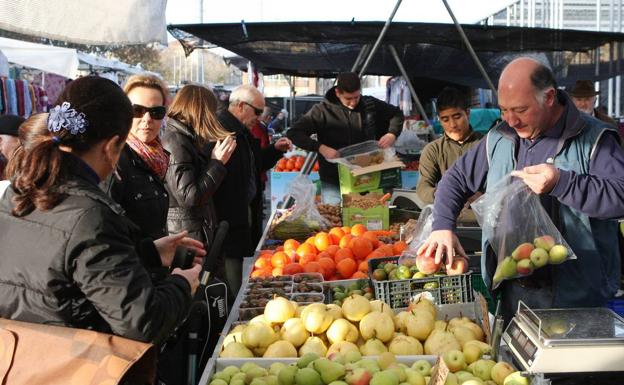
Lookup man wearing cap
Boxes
[568,80,618,127]
[0,114,25,182]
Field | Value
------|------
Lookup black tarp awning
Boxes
[168,21,624,89]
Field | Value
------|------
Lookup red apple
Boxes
[416,254,442,275]
[445,257,468,275]
[512,243,534,261]
[516,259,534,275]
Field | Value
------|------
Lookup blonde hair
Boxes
[123,74,169,105]
[167,85,231,144]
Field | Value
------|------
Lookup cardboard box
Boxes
[342,192,390,230]
[338,162,403,194]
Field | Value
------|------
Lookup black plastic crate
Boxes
[367,256,473,308]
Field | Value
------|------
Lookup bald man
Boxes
[418,57,624,321]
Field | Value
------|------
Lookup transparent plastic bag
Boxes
[397,205,434,266]
[271,175,328,239]
[471,174,576,289]
[327,140,396,169]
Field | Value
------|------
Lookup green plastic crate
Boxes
[367,256,473,308]
[471,274,498,314]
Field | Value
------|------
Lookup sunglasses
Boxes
[132,104,167,120]
[243,102,263,116]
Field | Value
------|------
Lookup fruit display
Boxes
[329,280,375,306]
[275,155,320,172]
[317,203,342,228]
[252,225,407,280]
[492,235,570,286]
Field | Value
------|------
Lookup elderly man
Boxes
[568,80,618,127]
[418,57,624,322]
[215,85,291,295]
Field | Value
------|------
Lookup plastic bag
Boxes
[327,140,396,169]
[471,174,576,289]
[270,175,328,240]
[397,205,434,266]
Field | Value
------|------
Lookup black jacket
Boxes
[0,161,192,345]
[109,144,170,240]
[162,118,226,255]
[287,87,404,185]
[215,110,283,258]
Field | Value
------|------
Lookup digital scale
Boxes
[502,301,624,373]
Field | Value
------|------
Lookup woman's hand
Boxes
[212,135,237,164]
[172,264,202,295]
[154,231,206,267]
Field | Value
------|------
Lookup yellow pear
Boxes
[394,311,414,334]
[326,318,359,344]
[263,340,298,358]
[301,303,334,334]
[250,314,272,326]
[280,318,310,348]
[359,338,388,356]
[369,300,394,318]
[464,340,492,356]
[326,341,360,356]
[326,303,344,319]
[452,326,478,348]
[424,329,461,355]
[462,321,485,342]
[388,334,424,355]
[434,320,448,331]
[341,294,372,322]
[222,324,246,347]
[220,341,254,358]
[409,298,437,319]
[359,311,395,342]
[241,322,278,350]
[264,296,296,323]
[299,336,328,357]
[406,311,435,342]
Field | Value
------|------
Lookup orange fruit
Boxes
[334,248,354,264]
[325,245,340,257]
[305,236,316,245]
[272,267,284,276]
[277,158,288,169]
[362,231,380,248]
[351,224,367,236]
[349,237,374,260]
[336,258,357,279]
[284,239,301,252]
[341,226,351,234]
[271,251,289,268]
[366,251,384,261]
[339,234,354,249]
[351,271,368,279]
[304,261,324,274]
[314,232,331,252]
[254,256,271,269]
[393,241,408,255]
[317,251,332,260]
[318,257,336,277]
[259,249,273,255]
[358,260,369,273]
[283,263,304,275]
[376,245,395,256]
[299,253,317,265]
[329,227,345,239]
[296,243,317,257]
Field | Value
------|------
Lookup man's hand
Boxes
[154,231,206,267]
[510,163,560,194]
[378,133,396,148]
[274,137,293,152]
[417,229,467,265]
[172,264,202,295]
[319,144,340,160]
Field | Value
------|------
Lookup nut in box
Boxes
[367,256,473,309]
[293,272,324,283]
[290,292,325,303]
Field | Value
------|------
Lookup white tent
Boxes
[0,37,79,78]
[0,0,167,45]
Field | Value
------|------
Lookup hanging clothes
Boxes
[6,79,17,115]
[385,76,412,116]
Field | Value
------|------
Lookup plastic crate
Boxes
[471,274,498,314]
[368,256,473,308]
[608,299,624,317]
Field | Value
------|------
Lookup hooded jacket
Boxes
[287,87,404,185]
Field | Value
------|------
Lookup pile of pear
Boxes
[220,294,492,362]
[209,351,527,385]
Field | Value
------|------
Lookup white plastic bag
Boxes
[397,205,434,265]
[471,174,576,289]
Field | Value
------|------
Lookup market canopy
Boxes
[0,0,167,45]
[169,21,624,88]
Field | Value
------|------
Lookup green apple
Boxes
[472,360,496,381]
[295,368,322,385]
[548,245,568,264]
[443,349,466,373]
[515,259,534,275]
[410,360,431,377]
[404,369,425,385]
[529,248,549,269]
[462,344,483,364]
[373,269,388,281]
[533,235,555,251]
[370,370,399,385]
[396,266,412,280]
[445,372,459,385]
[503,372,530,385]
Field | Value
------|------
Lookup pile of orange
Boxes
[274,155,320,172]
[251,224,408,280]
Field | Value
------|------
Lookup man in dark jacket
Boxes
[287,72,404,203]
[416,87,482,223]
[215,85,291,296]
[419,57,624,323]
[568,79,618,128]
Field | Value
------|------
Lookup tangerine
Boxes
[366,251,384,261]
[358,260,369,273]
[314,232,331,252]
[349,237,374,259]
[254,256,271,269]
[283,239,301,252]
[325,245,340,257]
[317,257,336,279]
[299,253,317,265]
[339,234,354,248]
[296,242,317,257]
[351,271,368,279]
[271,251,289,268]
[393,241,408,255]
[272,267,284,276]
[336,258,357,278]
[350,224,367,236]
[341,226,351,234]
[305,236,316,245]
[334,248,354,264]
[362,231,380,248]
[304,261,324,275]
[283,263,304,275]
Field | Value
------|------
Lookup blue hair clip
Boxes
[47,102,88,135]
[51,136,61,145]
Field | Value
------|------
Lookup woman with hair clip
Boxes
[0,76,204,346]
[163,84,236,264]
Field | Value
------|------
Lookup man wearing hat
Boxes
[568,80,618,127]
[0,115,25,179]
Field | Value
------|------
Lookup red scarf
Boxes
[126,133,169,180]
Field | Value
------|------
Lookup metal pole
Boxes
[441,0,498,97]
[388,45,430,123]
[358,0,403,77]
[351,44,371,73]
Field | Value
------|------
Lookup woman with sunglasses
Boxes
[109,75,171,247]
